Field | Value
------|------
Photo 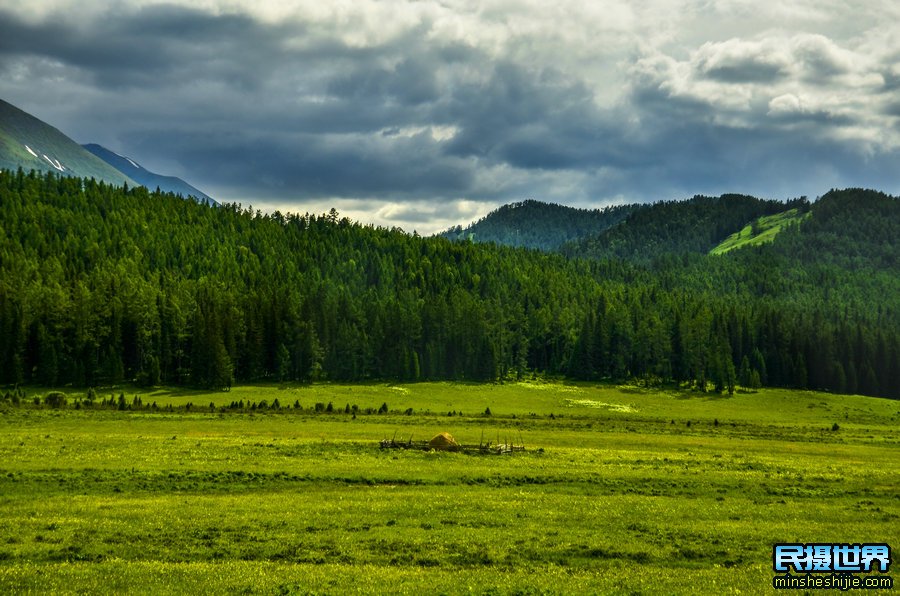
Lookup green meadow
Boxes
[0,382,897,594]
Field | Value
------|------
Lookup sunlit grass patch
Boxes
[565,398,637,412]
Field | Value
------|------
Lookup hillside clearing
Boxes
[710,208,811,255]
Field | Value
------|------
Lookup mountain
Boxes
[83,143,217,206]
[767,188,898,271]
[0,98,136,187]
[0,98,214,205]
[440,199,639,251]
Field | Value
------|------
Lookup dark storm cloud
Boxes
[123,128,475,200]
[1,1,899,232]
[0,4,483,199]
[0,5,285,90]
[1,3,635,198]
[1,4,635,202]
[438,63,630,171]
[327,56,440,106]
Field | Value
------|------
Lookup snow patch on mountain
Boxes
[42,154,65,172]
[110,148,141,169]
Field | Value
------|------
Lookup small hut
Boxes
[428,432,459,451]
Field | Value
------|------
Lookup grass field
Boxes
[0,382,897,594]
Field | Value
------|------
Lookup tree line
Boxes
[0,169,897,398]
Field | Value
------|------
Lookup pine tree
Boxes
[739,355,752,388]
[276,344,291,382]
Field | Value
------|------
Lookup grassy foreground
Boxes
[0,382,897,594]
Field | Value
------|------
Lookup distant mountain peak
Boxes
[109,148,141,170]
[83,143,217,206]
[0,97,215,205]
[0,97,136,187]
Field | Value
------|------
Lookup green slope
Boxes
[0,98,136,187]
[563,194,801,262]
[710,208,811,255]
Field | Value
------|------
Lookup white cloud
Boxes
[693,37,791,82]
[631,29,899,151]
[241,197,494,236]
[768,93,803,115]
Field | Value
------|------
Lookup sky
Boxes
[2,0,900,234]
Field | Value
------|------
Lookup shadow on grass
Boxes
[145,387,220,399]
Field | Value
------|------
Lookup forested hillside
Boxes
[562,194,808,262]
[441,200,638,250]
[443,194,805,259]
[0,170,897,398]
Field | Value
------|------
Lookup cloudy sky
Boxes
[2,1,900,233]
